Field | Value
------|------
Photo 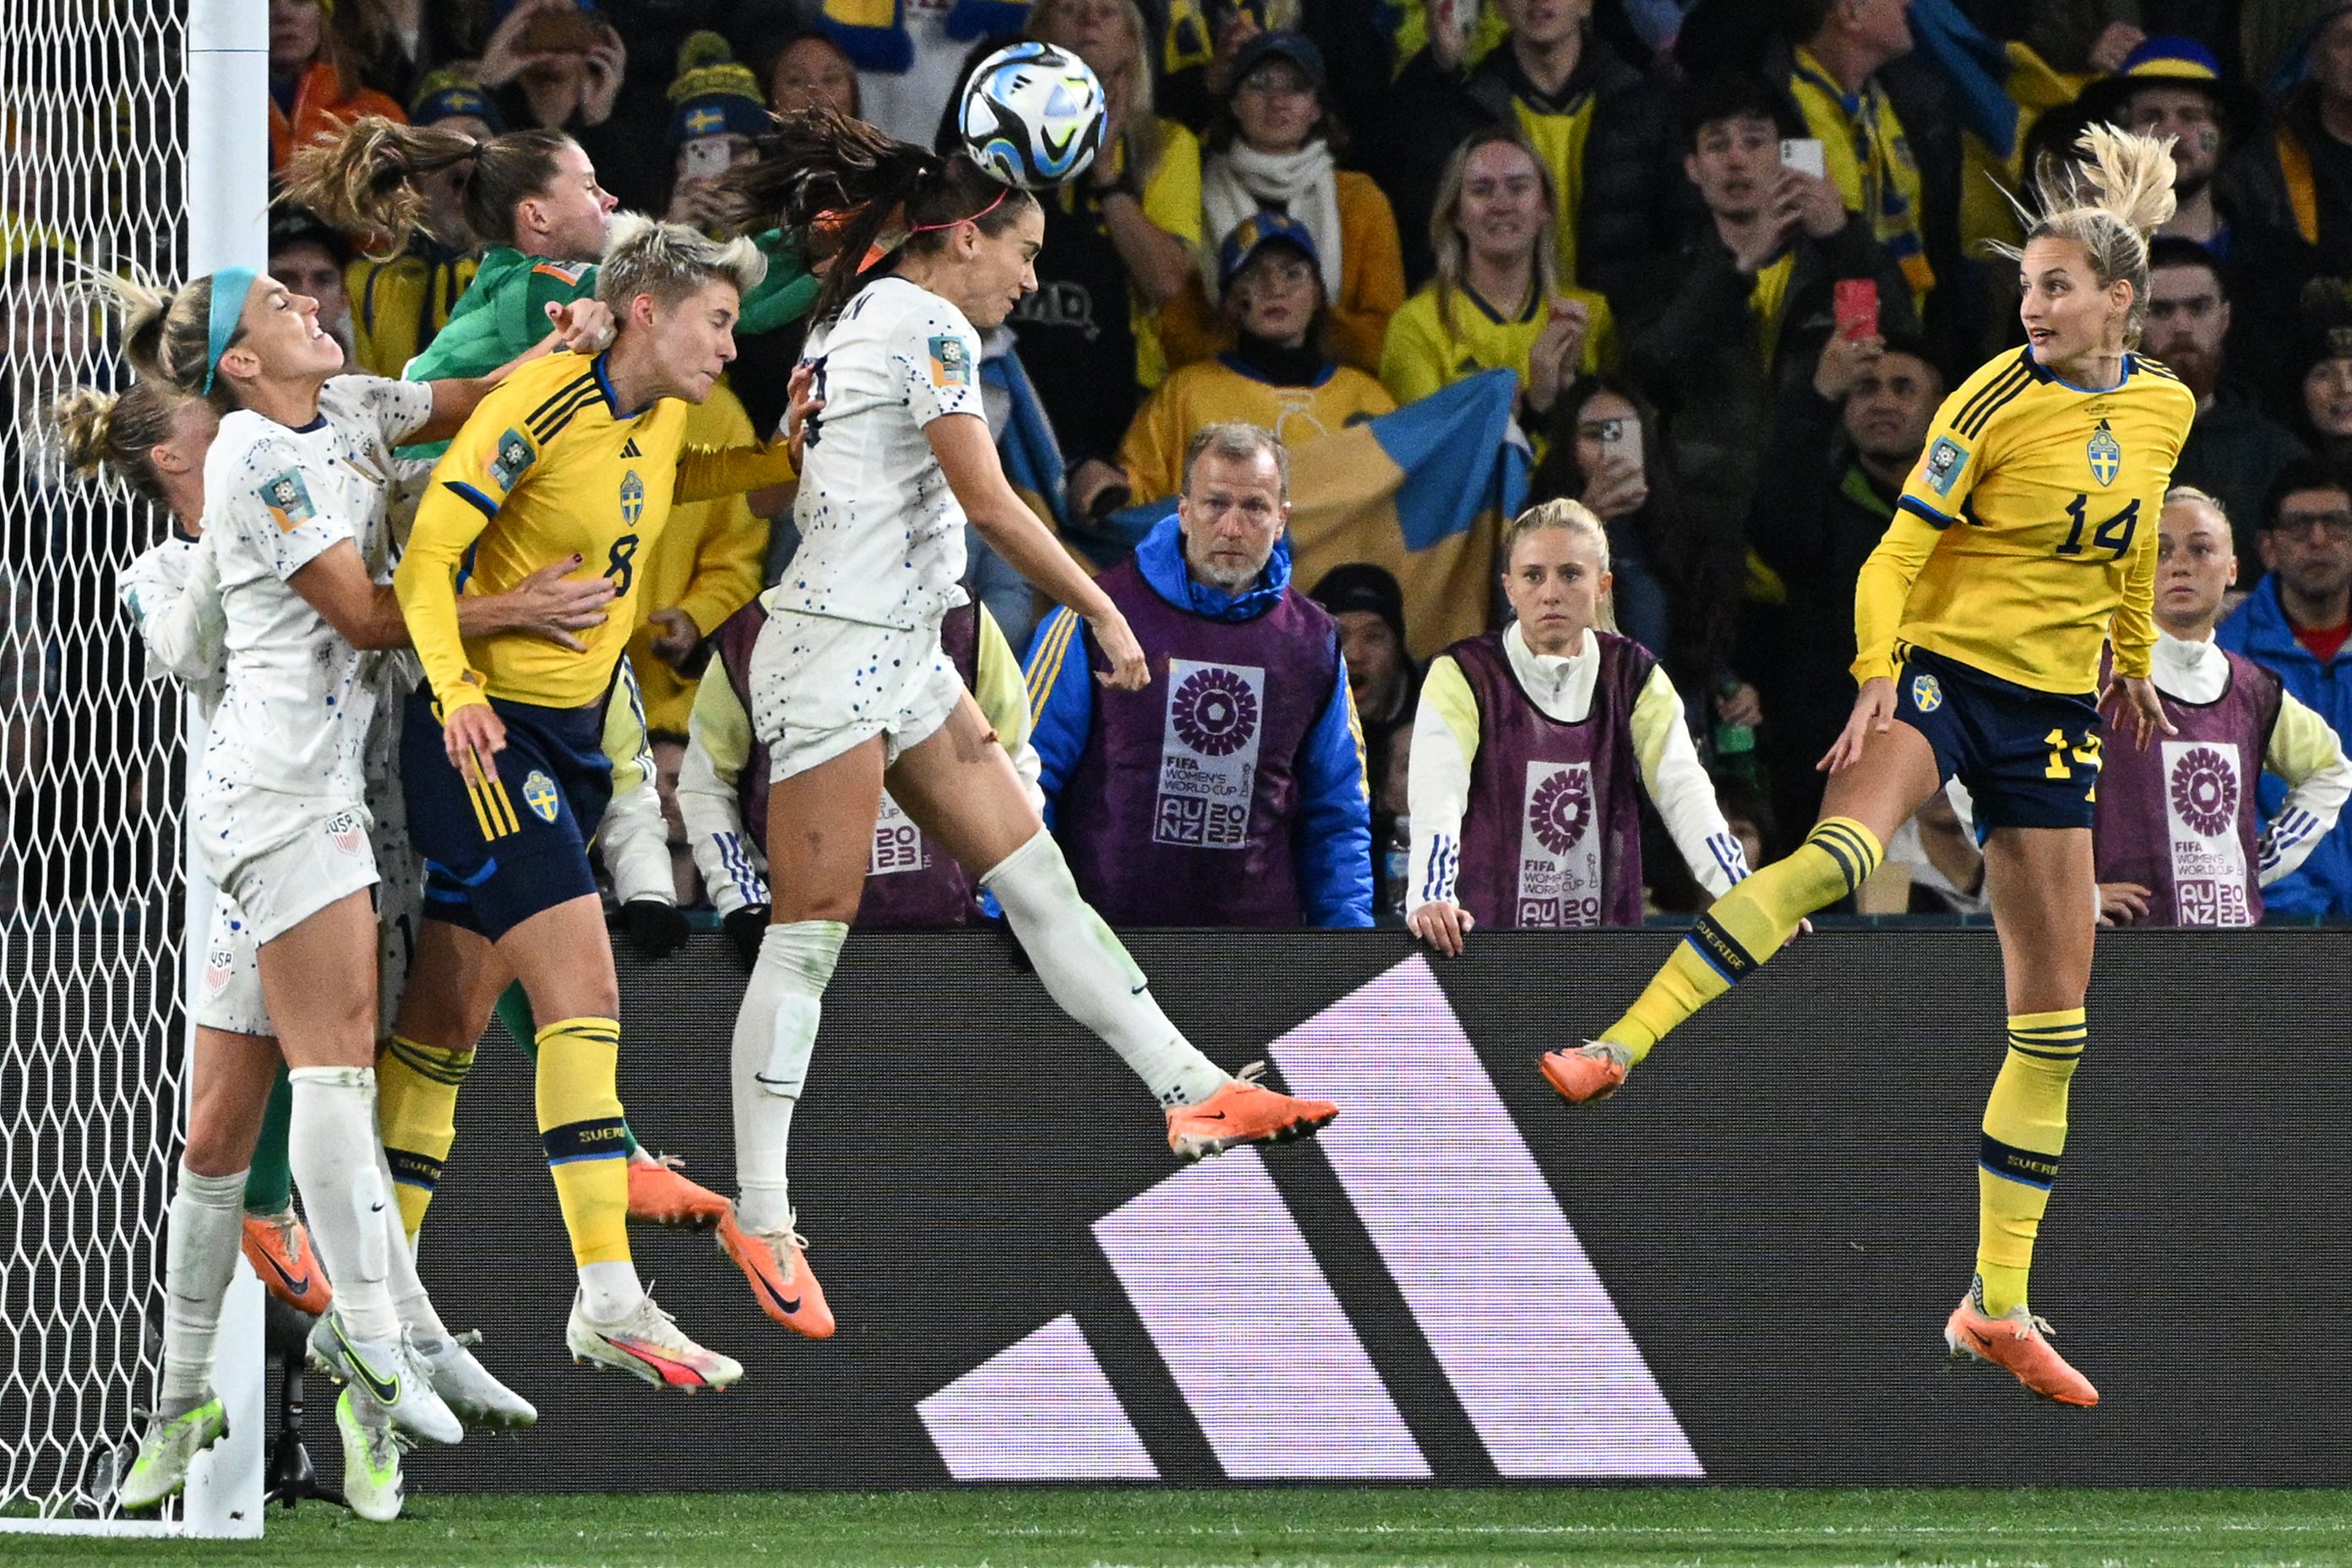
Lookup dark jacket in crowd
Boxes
[1373,30,1679,292]
[1623,211,1915,571]
[1741,374,1903,833]
[2174,389,2311,567]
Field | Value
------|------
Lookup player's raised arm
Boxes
[407,301,619,446]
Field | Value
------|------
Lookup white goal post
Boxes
[0,0,264,1536]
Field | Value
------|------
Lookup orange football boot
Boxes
[1943,1293,2099,1407]
[1538,1041,1632,1104]
[241,1211,332,1315]
[1164,1061,1338,1162]
[627,1154,731,1229]
[716,1208,836,1339]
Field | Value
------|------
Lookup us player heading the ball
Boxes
[395,217,801,1392]
[700,106,1339,1332]
[1543,126,2198,1409]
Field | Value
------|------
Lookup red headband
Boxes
[906,185,1009,235]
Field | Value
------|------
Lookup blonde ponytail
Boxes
[1989,122,2178,346]
[49,379,186,509]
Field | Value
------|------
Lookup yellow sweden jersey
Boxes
[396,351,792,712]
[1860,347,2197,693]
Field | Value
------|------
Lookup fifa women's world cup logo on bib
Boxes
[869,789,930,876]
[1517,761,1603,928]
[2164,741,2250,925]
[1156,660,1265,849]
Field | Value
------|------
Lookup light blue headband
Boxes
[200,267,257,395]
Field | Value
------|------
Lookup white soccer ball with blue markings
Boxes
[957,42,1107,191]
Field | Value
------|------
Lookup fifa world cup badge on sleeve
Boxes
[489,429,535,490]
[261,469,317,531]
[928,336,972,387]
[1924,438,1968,498]
[2087,421,2122,487]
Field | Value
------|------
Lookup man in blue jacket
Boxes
[2218,459,2352,917]
[1024,423,1373,928]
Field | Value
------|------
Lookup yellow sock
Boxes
[535,1017,632,1268]
[1974,1008,2085,1317]
[1604,818,1882,1061]
[375,1035,476,1243]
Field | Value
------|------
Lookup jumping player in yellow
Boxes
[1541,126,2197,1409]
[394,216,797,1391]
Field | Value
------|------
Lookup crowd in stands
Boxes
[6,0,2352,930]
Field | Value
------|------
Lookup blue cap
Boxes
[1217,210,1319,289]
[1229,30,1325,94]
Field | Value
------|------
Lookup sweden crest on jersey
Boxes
[2087,420,2121,487]
[521,770,560,824]
[619,469,645,526]
[1911,672,1943,713]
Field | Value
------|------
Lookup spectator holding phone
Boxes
[1380,126,1614,433]
[1622,72,1914,559]
[663,35,770,233]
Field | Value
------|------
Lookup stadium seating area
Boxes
[3,0,2350,927]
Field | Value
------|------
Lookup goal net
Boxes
[0,0,196,1525]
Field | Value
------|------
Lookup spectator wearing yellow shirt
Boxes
[1774,0,1936,306]
[1120,213,1395,504]
[1015,0,1205,523]
[1380,126,1615,434]
[1169,32,1406,376]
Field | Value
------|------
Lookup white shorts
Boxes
[191,786,378,946]
[192,890,270,1037]
[186,776,418,1037]
[751,610,965,784]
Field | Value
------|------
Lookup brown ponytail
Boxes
[280,116,578,254]
[718,104,1035,323]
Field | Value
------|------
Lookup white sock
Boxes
[731,920,846,1236]
[286,1065,401,1343]
[578,1260,645,1323]
[375,1143,448,1342]
[159,1163,246,1418]
[981,830,1228,1107]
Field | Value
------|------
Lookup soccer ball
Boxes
[957,42,1108,190]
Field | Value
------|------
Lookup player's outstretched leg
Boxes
[976,830,1338,1159]
[1540,817,1886,1103]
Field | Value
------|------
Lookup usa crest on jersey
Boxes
[2086,420,2121,487]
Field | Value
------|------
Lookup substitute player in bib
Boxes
[395,218,800,1391]
[2093,488,2349,925]
[1405,499,1749,954]
[1542,127,2199,1407]
[75,264,597,1503]
[707,108,1338,1326]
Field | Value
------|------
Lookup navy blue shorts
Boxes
[1893,646,2103,831]
[401,686,612,941]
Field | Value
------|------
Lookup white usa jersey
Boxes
[200,375,433,801]
[771,276,979,631]
[119,531,226,720]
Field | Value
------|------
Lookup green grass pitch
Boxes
[5,1488,2349,1567]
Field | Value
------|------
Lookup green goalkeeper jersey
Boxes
[396,231,817,459]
